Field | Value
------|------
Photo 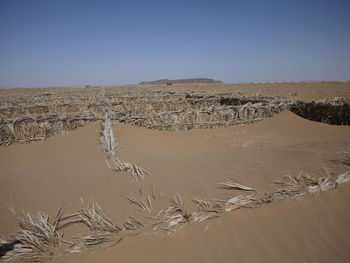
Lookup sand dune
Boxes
[1,110,350,262]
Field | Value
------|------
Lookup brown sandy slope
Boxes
[0,111,350,262]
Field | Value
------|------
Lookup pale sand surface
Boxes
[141,81,350,99]
[1,110,350,262]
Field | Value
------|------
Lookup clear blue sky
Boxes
[0,0,349,87]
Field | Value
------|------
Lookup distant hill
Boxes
[139,78,222,85]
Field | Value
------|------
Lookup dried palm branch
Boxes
[114,161,151,181]
[126,196,152,212]
[149,195,191,231]
[123,217,143,230]
[192,198,210,209]
[70,232,122,252]
[191,197,223,223]
[224,194,257,211]
[191,211,219,223]
[1,209,65,262]
[99,97,151,180]
[307,170,337,193]
[192,198,224,214]
[273,170,345,198]
[78,203,121,233]
[249,192,274,207]
[336,171,350,184]
[217,180,256,191]
[273,172,317,199]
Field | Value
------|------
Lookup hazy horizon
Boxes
[2,79,350,90]
[1,0,350,87]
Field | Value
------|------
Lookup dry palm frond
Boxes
[191,198,223,223]
[78,203,121,233]
[126,196,152,212]
[99,97,151,181]
[273,172,318,199]
[191,211,219,223]
[274,151,350,199]
[217,180,255,191]
[192,198,210,209]
[318,176,336,191]
[171,194,183,208]
[272,170,344,198]
[307,170,337,193]
[112,156,151,181]
[250,192,274,207]
[149,195,190,231]
[274,185,306,199]
[224,194,257,211]
[56,213,82,230]
[192,198,224,214]
[100,103,117,158]
[1,209,65,262]
[336,171,350,184]
[273,172,317,187]
[70,232,122,252]
[123,217,144,230]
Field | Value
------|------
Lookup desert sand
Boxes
[0,82,350,262]
[141,81,350,99]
